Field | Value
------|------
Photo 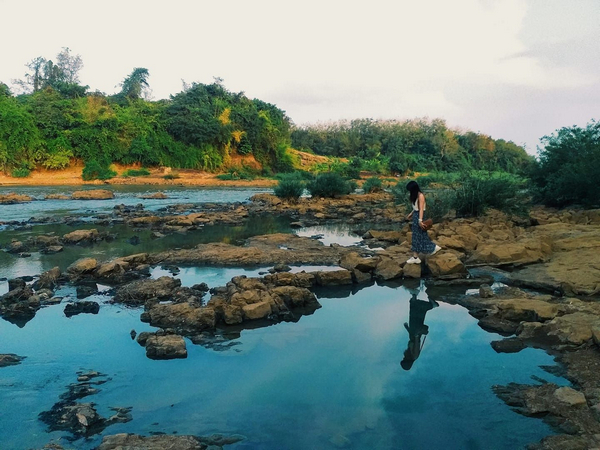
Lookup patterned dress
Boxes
[411,204,436,254]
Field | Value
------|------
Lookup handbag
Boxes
[422,218,433,231]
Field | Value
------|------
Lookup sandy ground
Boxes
[0,165,278,188]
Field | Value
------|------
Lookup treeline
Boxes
[0,49,293,177]
[291,118,533,174]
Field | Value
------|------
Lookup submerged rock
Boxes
[0,353,26,367]
[97,433,245,450]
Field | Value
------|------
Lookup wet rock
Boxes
[374,258,403,281]
[477,316,519,336]
[0,353,25,367]
[352,268,372,284]
[130,329,137,340]
[8,278,26,291]
[71,189,114,200]
[6,240,26,253]
[18,252,31,258]
[113,276,181,306]
[315,269,353,286]
[145,333,187,360]
[76,282,98,299]
[271,263,292,273]
[140,192,168,199]
[62,229,100,244]
[491,338,525,353]
[40,245,64,254]
[33,267,62,290]
[479,284,494,298]
[64,301,100,317]
[66,258,98,277]
[97,433,244,450]
[143,303,217,333]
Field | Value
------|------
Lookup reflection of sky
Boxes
[0,280,565,449]
[294,224,363,247]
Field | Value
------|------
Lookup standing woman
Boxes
[405,181,441,264]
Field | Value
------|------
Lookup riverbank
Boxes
[0,165,278,188]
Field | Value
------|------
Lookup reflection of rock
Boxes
[0,353,25,367]
[490,338,525,353]
[97,433,245,450]
[76,281,98,299]
[0,284,40,326]
[64,301,100,317]
[71,189,114,200]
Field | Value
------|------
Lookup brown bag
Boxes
[422,219,433,231]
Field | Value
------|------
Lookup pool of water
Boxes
[0,186,271,222]
[0,278,564,450]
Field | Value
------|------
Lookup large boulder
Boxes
[71,189,114,200]
[315,270,353,286]
[242,301,272,320]
[339,252,379,272]
[145,334,187,360]
[32,267,61,290]
[143,303,216,332]
[67,258,98,276]
[62,229,100,244]
[113,276,181,305]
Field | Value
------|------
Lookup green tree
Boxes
[118,68,150,100]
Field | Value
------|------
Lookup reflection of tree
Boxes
[400,290,438,371]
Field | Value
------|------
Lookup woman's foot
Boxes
[432,245,442,255]
[406,256,421,264]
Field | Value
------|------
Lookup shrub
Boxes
[163,173,180,180]
[82,160,116,181]
[362,177,383,193]
[274,173,305,201]
[451,171,528,217]
[307,172,354,198]
[122,168,151,177]
[216,165,259,181]
[11,167,31,178]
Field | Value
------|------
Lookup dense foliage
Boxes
[292,118,533,175]
[307,172,356,198]
[0,50,294,177]
[274,173,306,201]
[530,121,600,208]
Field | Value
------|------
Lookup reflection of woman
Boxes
[405,180,441,265]
[400,293,438,371]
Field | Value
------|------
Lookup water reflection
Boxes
[400,285,439,371]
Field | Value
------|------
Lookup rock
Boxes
[315,270,353,286]
[478,316,519,335]
[491,338,525,353]
[495,298,560,322]
[403,263,421,278]
[553,387,587,407]
[0,353,25,367]
[66,258,98,276]
[139,192,168,199]
[467,238,550,267]
[130,329,137,340]
[272,263,292,273]
[113,276,181,305]
[427,253,468,278]
[71,189,114,200]
[8,278,26,291]
[339,252,379,272]
[62,229,99,244]
[64,301,100,317]
[143,303,217,333]
[6,241,26,253]
[0,193,33,204]
[45,193,70,200]
[479,284,494,298]
[18,252,31,258]
[145,334,187,360]
[76,282,98,299]
[242,301,272,320]
[97,433,243,450]
[374,258,403,280]
[352,268,372,284]
[364,230,402,242]
[41,245,64,254]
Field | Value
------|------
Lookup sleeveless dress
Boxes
[411,199,436,254]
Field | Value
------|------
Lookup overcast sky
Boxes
[1,0,598,153]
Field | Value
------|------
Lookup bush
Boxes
[362,177,383,193]
[307,172,354,198]
[11,167,31,178]
[274,173,305,201]
[451,171,528,217]
[216,165,259,181]
[82,160,116,181]
[122,168,151,177]
[163,172,180,180]
[531,121,600,207]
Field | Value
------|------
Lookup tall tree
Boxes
[118,68,150,100]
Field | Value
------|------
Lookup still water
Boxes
[0,187,564,449]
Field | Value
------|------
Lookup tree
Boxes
[118,68,150,100]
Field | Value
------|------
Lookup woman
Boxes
[405,180,441,264]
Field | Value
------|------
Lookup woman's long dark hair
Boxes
[406,181,422,205]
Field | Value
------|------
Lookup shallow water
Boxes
[0,279,564,450]
[0,186,270,222]
[0,188,565,449]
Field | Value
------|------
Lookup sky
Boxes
[1,0,598,154]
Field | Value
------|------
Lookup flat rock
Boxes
[71,189,114,200]
[374,258,403,280]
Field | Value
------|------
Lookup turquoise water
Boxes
[0,186,271,222]
[0,279,564,450]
